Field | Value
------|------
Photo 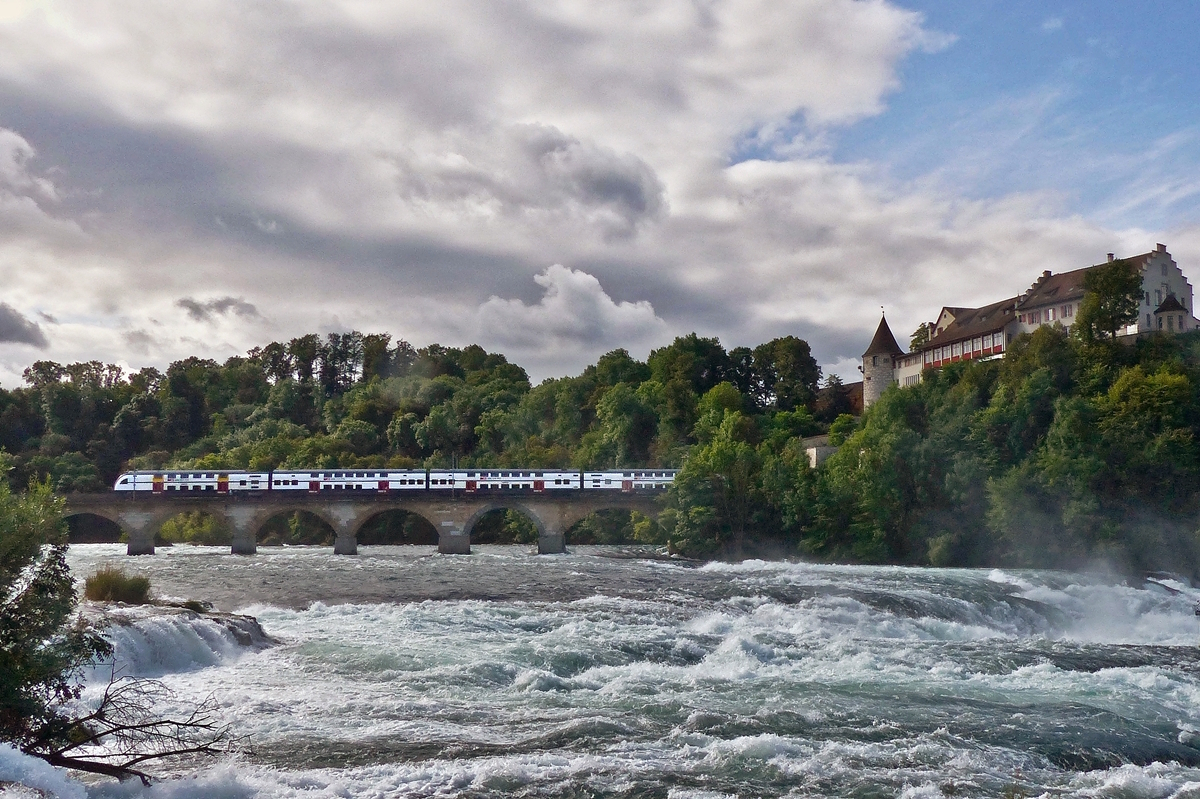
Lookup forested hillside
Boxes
[816,327,1200,576]
[4,326,1200,574]
[0,331,846,552]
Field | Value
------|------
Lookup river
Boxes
[42,544,1200,797]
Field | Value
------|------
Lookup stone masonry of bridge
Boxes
[62,493,666,556]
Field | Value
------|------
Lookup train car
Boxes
[112,470,269,493]
[583,470,678,491]
[454,470,581,493]
[275,470,429,492]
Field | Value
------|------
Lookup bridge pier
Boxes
[329,505,360,555]
[225,506,259,555]
[537,531,566,554]
[117,510,159,556]
[421,501,473,554]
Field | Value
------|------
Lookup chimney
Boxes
[1107,253,1115,263]
[1157,243,1167,253]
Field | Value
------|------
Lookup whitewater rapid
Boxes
[14,545,1200,797]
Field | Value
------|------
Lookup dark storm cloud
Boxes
[123,329,155,355]
[0,303,49,347]
[176,296,260,322]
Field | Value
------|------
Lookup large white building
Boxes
[862,244,1197,409]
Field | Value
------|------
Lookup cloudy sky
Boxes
[1,0,1198,386]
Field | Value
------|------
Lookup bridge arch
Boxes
[354,508,439,545]
[64,511,125,543]
[463,502,547,543]
[256,509,338,546]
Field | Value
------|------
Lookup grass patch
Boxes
[84,565,152,604]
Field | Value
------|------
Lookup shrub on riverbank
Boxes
[84,565,151,604]
[157,511,231,546]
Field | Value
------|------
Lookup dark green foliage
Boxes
[1075,257,1145,342]
[0,480,113,759]
[6,320,1200,572]
[2,478,236,781]
[157,512,232,546]
[83,566,151,604]
[807,328,1200,575]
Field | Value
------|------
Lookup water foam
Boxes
[58,546,1200,797]
[0,743,86,799]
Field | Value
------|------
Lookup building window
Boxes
[1169,315,1175,331]
[1156,290,1163,305]
[1147,314,1152,328]
[1159,316,1164,330]
[1163,263,1169,276]
[1179,315,1185,330]
[872,356,877,366]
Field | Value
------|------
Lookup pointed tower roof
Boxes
[864,314,904,357]
[1155,294,1187,314]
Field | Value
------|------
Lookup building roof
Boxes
[863,315,904,357]
[1155,294,1187,314]
[924,296,1017,349]
[1017,252,1155,310]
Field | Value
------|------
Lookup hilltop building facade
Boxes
[862,244,1196,409]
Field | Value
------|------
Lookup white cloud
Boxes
[1042,17,1064,33]
[476,264,670,376]
[0,0,1179,388]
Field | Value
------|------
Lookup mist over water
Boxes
[56,545,1200,798]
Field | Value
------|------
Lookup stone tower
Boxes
[862,314,904,409]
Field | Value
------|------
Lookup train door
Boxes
[378,479,388,492]
[465,479,477,492]
[533,480,544,492]
[622,480,633,492]
[217,475,229,493]
[152,475,164,493]
[309,480,320,492]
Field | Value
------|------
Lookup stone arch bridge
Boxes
[63,492,666,556]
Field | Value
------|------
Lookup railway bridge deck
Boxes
[62,492,665,556]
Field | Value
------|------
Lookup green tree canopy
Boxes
[1075,257,1144,342]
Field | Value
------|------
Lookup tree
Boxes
[910,322,931,351]
[1075,258,1144,342]
[662,410,762,557]
[0,477,237,783]
[752,336,821,411]
[648,334,731,396]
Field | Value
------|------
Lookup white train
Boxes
[113,468,677,494]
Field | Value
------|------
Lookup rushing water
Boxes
[37,545,1200,797]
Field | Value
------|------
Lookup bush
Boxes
[157,511,231,545]
[84,566,151,604]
